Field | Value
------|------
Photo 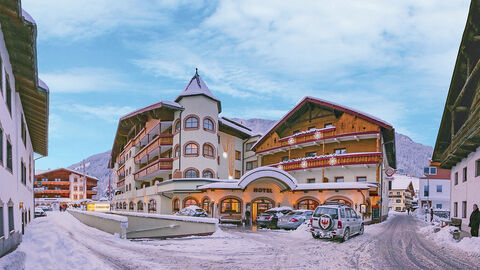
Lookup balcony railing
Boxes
[272,152,381,171]
[34,190,71,195]
[134,158,173,181]
[257,130,380,154]
[134,134,173,164]
[40,181,70,186]
[87,190,97,195]
[117,179,125,188]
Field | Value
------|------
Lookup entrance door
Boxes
[252,198,274,222]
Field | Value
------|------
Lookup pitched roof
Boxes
[218,117,255,138]
[175,69,221,112]
[35,168,99,181]
[391,174,418,191]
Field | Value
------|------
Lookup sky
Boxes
[21,0,471,170]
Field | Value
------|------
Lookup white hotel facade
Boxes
[0,2,49,257]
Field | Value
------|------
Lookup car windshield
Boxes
[286,211,301,216]
[313,207,338,219]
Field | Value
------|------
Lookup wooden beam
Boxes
[452,57,480,109]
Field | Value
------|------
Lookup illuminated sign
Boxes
[253,188,272,193]
[87,203,110,212]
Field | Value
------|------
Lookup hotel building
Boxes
[0,1,49,257]
[388,174,415,212]
[34,168,98,209]
[433,0,480,231]
[111,70,396,224]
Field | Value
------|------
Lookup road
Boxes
[2,212,480,270]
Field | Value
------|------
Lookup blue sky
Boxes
[22,0,470,169]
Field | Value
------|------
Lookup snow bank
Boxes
[110,211,218,224]
[289,222,311,240]
[419,225,480,255]
[69,209,127,222]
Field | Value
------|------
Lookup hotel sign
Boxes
[253,188,272,193]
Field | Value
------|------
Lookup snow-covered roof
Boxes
[21,9,36,24]
[35,168,99,181]
[198,182,241,190]
[175,69,221,112]
[296,182,377,190]
[391,174,418,190]
[274,152,381,166]
[111,211,218,224]
[219,117,255,137]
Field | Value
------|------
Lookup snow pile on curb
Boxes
[110,210,218,224]
[68,209,128,222]
[289,222,311,239]
[419,225,480,255]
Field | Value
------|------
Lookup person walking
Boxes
[407,207,410,215]
[469,204,480,237]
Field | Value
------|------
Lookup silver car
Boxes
[277,210,313,230]
[310,202,364,242]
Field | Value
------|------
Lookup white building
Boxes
[419,163,450,211]
[0,3,49,257]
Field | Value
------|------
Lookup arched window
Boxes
[297,199,319,210]
[122,202,126,209]
[204,118,214,131]
[174,120,181,132]
[137,201,144,211]
[185,143,198,155]
[129,201,134,210]
[174,145,180,158]
[148,199,156,213]
[183,197,198,208]
[202,198,210,213]
[202,169,214,178]
[185,169,198,178]
[173,198,180,212]
[220,198,241,214]
[185,116,198,129]
[203,144,214,157]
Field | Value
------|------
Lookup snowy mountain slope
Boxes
[66,118,432,198]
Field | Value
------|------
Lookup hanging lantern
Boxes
[328,157,337,166]
[288,137,295,145]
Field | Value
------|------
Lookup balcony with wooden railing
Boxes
[272,152,382,171]
[134,158,173,181]
[87,190,97,195]
[134,134,173,163]
[257,128,380,155]
[40,181,70,187]
[117,179,125,188]
[34,190,71,195]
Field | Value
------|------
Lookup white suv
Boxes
[310,202,364,242]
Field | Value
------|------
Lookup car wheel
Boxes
[341,228,350,242]
[312,233,319,239]
[359,225,364,235]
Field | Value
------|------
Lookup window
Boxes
[305,152,316,157]
[74,186,78,191]
[307,178,315,183]
[454,202,458,217]
[185,143,198,155]
[6,76,11,114]
[436,204,442,209]
[357,176,366,182]
[424,167,429,175]
[281,156,289,162]
[396,199,401,203]
[423,185,429,197]
[185,169,198,178]
[324,123,333,128]
[476,159,480,177]
[174,120,181,132]
[0,127,3,165]
[173,198,180,212]
[297,199,319,210]
[21,115,26,147]
[220,198,241,214]
[463,167,467,182]
[0,206,3,238]
[174,145,180,158]
[335,177,344,182]
[203,118,214,131]
[74,195,77,200]
[184,198,198,208]
[202,198,210,213]
[424,167,437,175]
[137,201,144,211]
[148,199,156,213]
[246,161,257,171]
[202,170,214,178]
[245,142,256,151]
[234,170,241,179]
[436,185,442,193]
[334,148,346,155]
[8,206,13,232]
[455,172,458,185]
[129,201,134,210]
[185,116,199,129]
[203,144,215,157]
[235,150,241,160]
[388,181,392,190]
[21,162,26,185]
[6,139,12,172]
[462,201,467,218]
[397,192,400,195]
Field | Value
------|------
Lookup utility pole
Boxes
[82,160,87,208]
[108,173,111,200]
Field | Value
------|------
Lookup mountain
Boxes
[66,118,432,198]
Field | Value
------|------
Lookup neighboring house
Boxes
[34,168,99,209]
[0,2,49,257]
[110,69,396,224]
[419,162,450,211]
[432,0,480,232]
[388,174,415,212]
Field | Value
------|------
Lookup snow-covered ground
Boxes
[1,211,478,270]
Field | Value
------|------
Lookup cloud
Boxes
[40,68,127,93]
[58,104,134,123]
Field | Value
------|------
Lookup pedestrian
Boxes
[469,204,480,237]
[430,208,434,222]
[407,207,410,215]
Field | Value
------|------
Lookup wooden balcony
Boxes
[117,179,125,188]
[134,158,173,181]
[134,134,173,163]
[35,190,70,195]
[40,181,70,186]
[272,152,381,171]
[87,190,97,195]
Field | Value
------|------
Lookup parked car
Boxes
[175,205,208,217]
[219,210,242,224]
[34,207,47,218]
[256,206,292,229]
[310,202,364,242]
[39,206,52,212]
[277,210,314,230]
